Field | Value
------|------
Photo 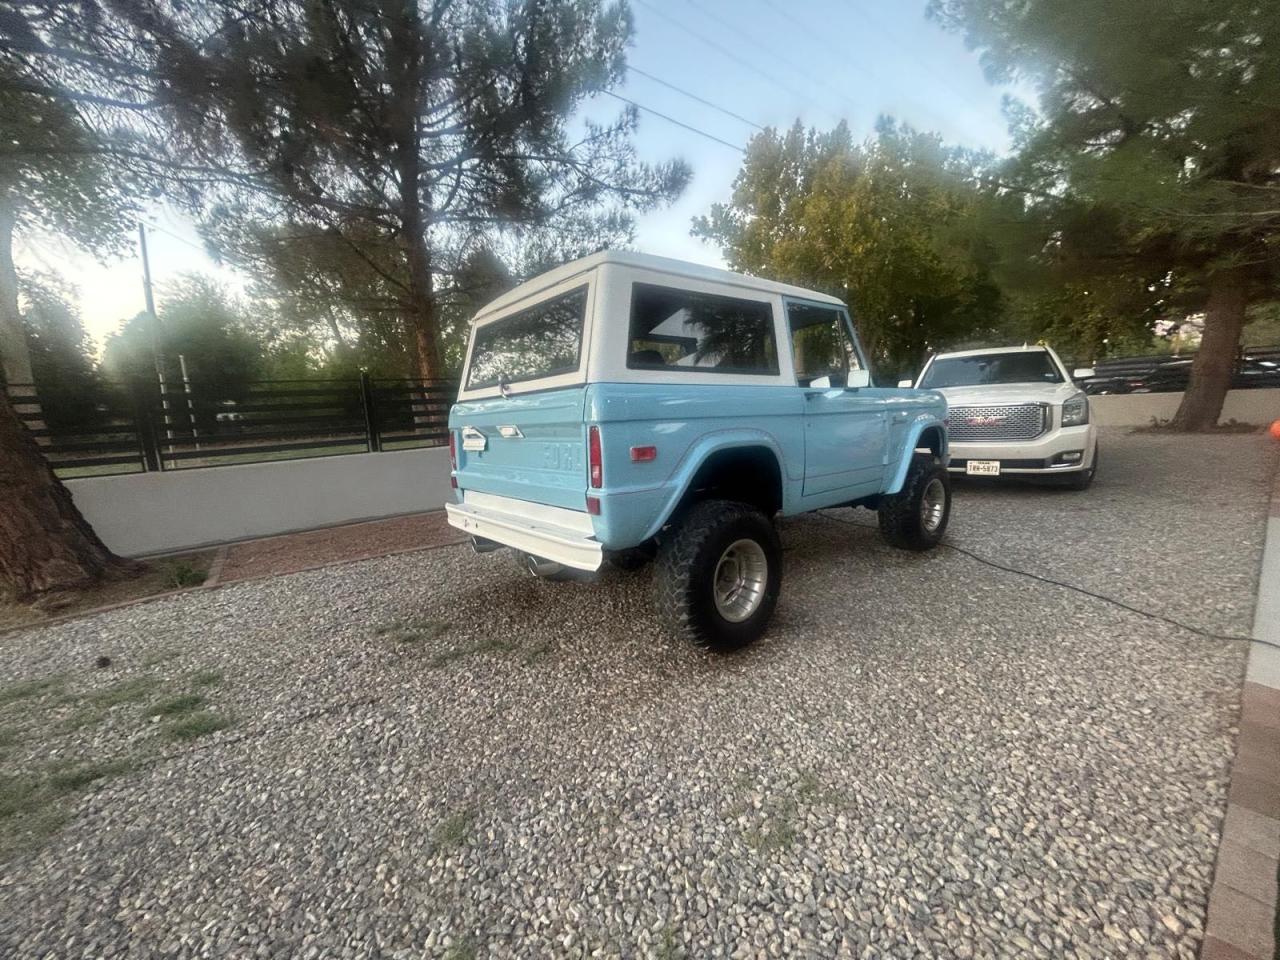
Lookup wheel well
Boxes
[916,426,944,458]
[676,446,783,517]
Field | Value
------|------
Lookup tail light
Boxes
[588,425,603,488]
[448,430,458,488]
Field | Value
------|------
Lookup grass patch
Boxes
[188,669,224,689]
[86,676,161,708]
[141,649,179,669]
[61,705,107,732]
[0,676,65,707]
[145,694,205,718]
[745,818,797,854]
[46,758,134,793]
[0,756,136,859]
[162,560,206,590]
[376,618,450,645]
[429,636,518,668]
[442,938,476,960]
[656,928,684,960]
[163,711,232,741]
[432,808,475,850]
[522,640,554,665]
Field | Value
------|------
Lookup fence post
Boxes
[359,371,382,453]
[131,376,163,472]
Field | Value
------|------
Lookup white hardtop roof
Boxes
[931,345,1055,360]
[475,249,845,319]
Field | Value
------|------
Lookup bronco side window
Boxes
[627,283,779,375]
[787,302,862,387]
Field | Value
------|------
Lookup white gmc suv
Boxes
[901,345,1099,490]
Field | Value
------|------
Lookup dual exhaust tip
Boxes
[470,536,568,580]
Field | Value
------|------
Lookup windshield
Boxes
[920,352,1063,388]
[466,286,587,390]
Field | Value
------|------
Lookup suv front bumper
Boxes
[445,491,604,571]
[946,423,1097,475]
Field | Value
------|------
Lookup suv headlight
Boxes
[1061,393,1089,427]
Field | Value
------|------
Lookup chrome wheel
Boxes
[712,538,769,623]
[920,477,947,533]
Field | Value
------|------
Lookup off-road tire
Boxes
[878,454,951,551]
[655,499,782,651]
[1059,443,1098,490]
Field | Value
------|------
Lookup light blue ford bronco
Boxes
[446,251,951,650]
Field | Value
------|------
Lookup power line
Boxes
[841,0,979,108]
[687,0,865,118]
[142,219,209,256]
[631,0,815,107]
[752,0,956,136]
[603,90,745,153]
[627,65,765,131]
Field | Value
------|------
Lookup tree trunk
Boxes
[1170,267,1249,431]
[406,240,444,381]
[0,382,139,601]
[386,3,445,384]
[0,195,31,386]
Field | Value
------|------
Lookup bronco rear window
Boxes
[627,283,778,375]
[467,286,588,389]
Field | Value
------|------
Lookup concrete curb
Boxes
[1202,465,1280,960]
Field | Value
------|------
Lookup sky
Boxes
[15,0,1023,353]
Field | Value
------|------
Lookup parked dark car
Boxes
[1077,349,1280,394]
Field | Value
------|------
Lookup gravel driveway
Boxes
[1,429,1275,959]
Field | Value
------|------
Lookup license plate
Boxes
[966,460,1001,476]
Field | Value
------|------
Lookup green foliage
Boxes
[16,271,106,428]
[694,121,1004,379]
[163,711,232,742]
[100,0,688,377]
[0,675,64,706]
[145,694,205,718]
[162,561,205,590]
[928,0,1280,397]
[101,274,262,397]
[0,75,138,256]
[1243,302,1280,348]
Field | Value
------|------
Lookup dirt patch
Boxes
[217,511,464,583]
[0,552,216,632]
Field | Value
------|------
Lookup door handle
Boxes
[892,411,909,423]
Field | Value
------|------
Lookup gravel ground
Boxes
[0,429,1275,959]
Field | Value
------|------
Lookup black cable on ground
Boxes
[818,510,1280,652]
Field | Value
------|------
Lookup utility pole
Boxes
[139,223,173,449]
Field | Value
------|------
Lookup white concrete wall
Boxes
[67,446,453,557]
[1090,388,1280,426]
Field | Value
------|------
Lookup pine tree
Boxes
[929,0,1280,428]
[111,0,690,379]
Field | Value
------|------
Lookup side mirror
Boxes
[897,378,914,389]
[846,369,872,389]
[1073,367,1096,379]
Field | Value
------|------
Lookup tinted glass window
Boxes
[627,283,778,375]
[466,286,587,389]
[788,302,862,386]
[920,352,1063,388]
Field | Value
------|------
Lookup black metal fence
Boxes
[8,375,457,479]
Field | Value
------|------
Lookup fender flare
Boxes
[641,431,789,542]
[884,416,949,496]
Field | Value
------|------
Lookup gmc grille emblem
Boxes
[966,415,1007,426]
